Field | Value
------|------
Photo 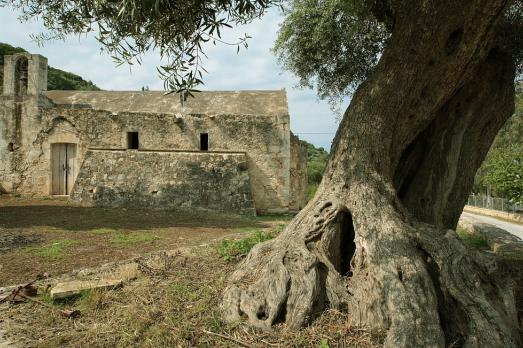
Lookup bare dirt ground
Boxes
[0,196,283,286]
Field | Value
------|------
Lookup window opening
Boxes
[127,132,139,149]
[200,133,209,151]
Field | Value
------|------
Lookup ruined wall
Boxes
[3,54,47,97]
[70,150,255,214]
[5,105,291,213]
[289,132,308,211]
[0,53,48,193]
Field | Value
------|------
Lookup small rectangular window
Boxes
[200,133,209,151]
[127,132,139,149]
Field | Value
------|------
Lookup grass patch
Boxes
[24,239,78,259]
[111,231,159,246]
[74,289,113,311]
[39,291,54,305]
[308,183,319,200]
[456,227,489,249]
[217,226,285,261]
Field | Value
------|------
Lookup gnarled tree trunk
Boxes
[223,0,521,346]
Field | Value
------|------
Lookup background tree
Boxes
[474,84,523,203]
[3,0,522,346]
[478,145,523,204]
[300,140,329,199]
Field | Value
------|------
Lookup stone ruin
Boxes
[0,52,308,214]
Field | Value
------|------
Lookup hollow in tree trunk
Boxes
[223,1,521,346]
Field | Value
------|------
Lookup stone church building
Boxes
[0,52,307,214]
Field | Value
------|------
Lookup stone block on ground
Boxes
[50,279,122,300]
[458,218,521,252]
[495,242,523,259]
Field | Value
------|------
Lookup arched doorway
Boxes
[51,143,77,195]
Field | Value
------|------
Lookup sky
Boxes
[0,7,340,150]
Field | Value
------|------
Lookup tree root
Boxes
[415,226,519,347]
[223,200,351,329]
[222,200,520,347]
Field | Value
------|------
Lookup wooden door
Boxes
[51,143,76,195]
[66,144,76,194]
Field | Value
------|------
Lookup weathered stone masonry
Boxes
[72,150,255,214]
[0,52,307,214]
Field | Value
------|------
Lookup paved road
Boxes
[460,212,523,240]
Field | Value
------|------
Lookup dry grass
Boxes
[2,246,383,348]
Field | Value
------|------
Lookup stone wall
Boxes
[70,149,255,214]
[2,104,293,213]
[289,132,308,211]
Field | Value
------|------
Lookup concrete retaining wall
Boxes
[464,205,523,224]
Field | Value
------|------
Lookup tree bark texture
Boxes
[223,1,520,346]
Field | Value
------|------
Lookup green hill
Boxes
[0,42,100,93]
[300,140,330,199]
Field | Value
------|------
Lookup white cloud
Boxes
[0,7,340,150]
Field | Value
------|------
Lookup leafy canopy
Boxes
[273,0,389,103]
[274,0,523,104]
[482,145,523,204]
[1,0,283,98]
[1,0,521,102]
[0,0,392,101]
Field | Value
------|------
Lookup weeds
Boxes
[24,239,78,259]
[217,225,285,261]
[456,227,489,249]
[75,289,113,311]
[217,230,272,261]
[4,246,383,347]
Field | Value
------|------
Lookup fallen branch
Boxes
[15,292,80,318]
[202,329,253,348]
